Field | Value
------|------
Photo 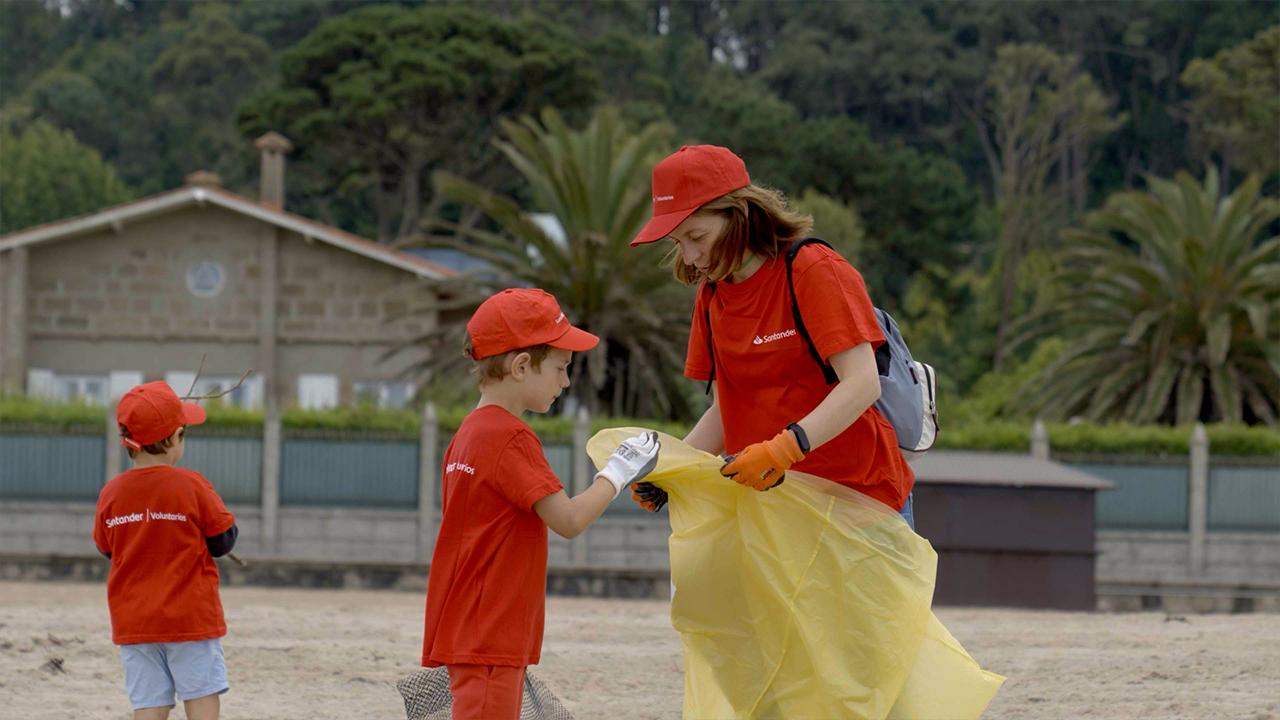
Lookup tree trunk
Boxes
[396,157,425,243]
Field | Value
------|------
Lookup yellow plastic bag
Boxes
[588,429,1004,720]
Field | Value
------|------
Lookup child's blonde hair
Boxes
[667,184,814,285]
[463,336,554,385]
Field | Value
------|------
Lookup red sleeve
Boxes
[494,430,564,511]
[684,283,713,381]
[792,248,884,362]
[192,472,236,537]
[92,494,109,555]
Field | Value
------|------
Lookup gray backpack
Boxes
[701,238,938,461]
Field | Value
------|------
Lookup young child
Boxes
[421,288,660,719]
[93,381,239,720]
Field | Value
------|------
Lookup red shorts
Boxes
[447,664,525,720]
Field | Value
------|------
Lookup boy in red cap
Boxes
[421,288,660,719]
[93,381,238,720]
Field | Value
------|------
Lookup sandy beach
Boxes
[1,580,1277,719]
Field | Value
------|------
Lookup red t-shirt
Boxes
[92,466,236,645]
[686,243,915,509]
[421,405,564,668]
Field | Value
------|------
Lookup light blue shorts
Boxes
[120,638,228,710]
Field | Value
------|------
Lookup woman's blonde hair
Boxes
[667,184,814,286]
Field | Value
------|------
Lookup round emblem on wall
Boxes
[186,260,226,298]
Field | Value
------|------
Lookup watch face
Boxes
[186,260,226,298]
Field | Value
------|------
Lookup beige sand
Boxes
[1,580,1277,719]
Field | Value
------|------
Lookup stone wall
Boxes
[5,501,1280,604]
[19,205,435,395]
[0,501,672,570]
[1097,530,1280,584]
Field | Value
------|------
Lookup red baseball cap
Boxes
[116,381,206,449]
[630,145,751,246]
[467,288,599,360]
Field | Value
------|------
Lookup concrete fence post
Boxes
[418,402,439,563]
[104,403,121,486]
[261,400,281,555]
[1031,419,1050,461]
[1188,423,1209,577]
[571,406,591,566]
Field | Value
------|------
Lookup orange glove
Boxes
[721,427,806,491]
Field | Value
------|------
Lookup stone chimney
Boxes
[184,170,222,189]
[254,131,293,210]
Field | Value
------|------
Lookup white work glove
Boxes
[596,431,661,498]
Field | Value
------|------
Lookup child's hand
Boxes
[631,481,668,512]
[597,431,661,498]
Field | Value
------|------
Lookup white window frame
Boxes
[297,374,339,410]
[352,379,415,409]
[27,368,56,400]
[108,371,144,402]
[165,371,263,409]
[55,374,109,405]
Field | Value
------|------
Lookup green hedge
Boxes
[936,421,1280,457]
[2,396,1275,456]
[0,397,688,443]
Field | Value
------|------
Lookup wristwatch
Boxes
[786,422,811,455]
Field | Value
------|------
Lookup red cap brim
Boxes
[548,325,600,352]
[630,207,698,246]
[181,402,207,427]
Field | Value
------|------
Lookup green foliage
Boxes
[938,422,1280,458]
[1017,168,1280,425]
[793,190,865,264]
[790,115,982,309]
[0,119,130,233]
[899,261,1000,394]
[675,66,803,189]
[1181,25,1280,175]
[147,3,275,191]
[423,106,695,419]
[944,338,1067,425]
[0,395,687,443]
[238,4,600,243]
[757,2,960,136]
[5,395,1273,456]
[0,394,103,431]
[976,43,1123,367]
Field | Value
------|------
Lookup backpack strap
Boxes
[784,238,840,385]
[701,281,717,396]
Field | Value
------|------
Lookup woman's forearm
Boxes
[684,396,725,455]
[795,343,880,450]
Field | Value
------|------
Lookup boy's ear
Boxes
[508,351,532,379]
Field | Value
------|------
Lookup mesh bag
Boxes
[397,667,574,720]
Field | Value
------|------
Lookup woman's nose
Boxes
[680,240,699,264]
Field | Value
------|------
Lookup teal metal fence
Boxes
[1208,463,1280,532]
[280,437,418,508]
[4,427,1274,530]
[1065,461,1190,531]
[0,431,104,501]
[182,436,263,505]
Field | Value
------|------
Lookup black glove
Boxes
[630,481,668,512]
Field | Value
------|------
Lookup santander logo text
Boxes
[753,329,797,346]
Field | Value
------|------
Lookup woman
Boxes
[628,144,914,523]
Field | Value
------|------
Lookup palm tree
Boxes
[404,107,697,419]
[1014,168,1280,425]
